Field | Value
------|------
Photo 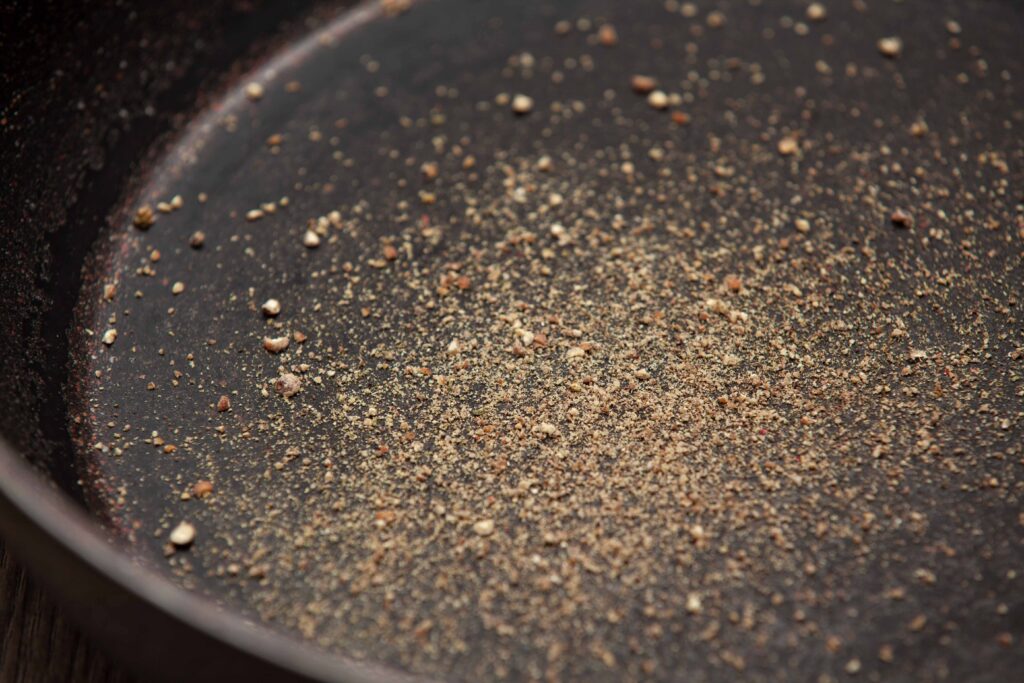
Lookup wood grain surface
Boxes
[0,542,129,683]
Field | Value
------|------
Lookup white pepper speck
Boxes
[647,90,669,110]
[169,521,196,547]
[245,82,264,101]
[512,94,534,114]
[262,298,282,317]
[303,230,321,248]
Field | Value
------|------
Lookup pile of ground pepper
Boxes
[73,1,1022,681]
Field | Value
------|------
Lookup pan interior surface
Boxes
[71,0,1023,680]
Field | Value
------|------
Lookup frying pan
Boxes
[0,0,1021,681]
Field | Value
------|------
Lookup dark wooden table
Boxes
[0,542,129,683]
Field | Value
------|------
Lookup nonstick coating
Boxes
[2,1,1023,682]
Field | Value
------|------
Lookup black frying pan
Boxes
[1,1,1021,681]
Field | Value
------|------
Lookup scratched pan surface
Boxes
[61,0,1022,681]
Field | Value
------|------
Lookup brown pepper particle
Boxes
[630,75,657,94]
[133,206,155,230]
[420,161,439,181]
[274,372,301,398]
[597,24,618,47]
[777,137,799,156]
[263,336,290,353]
[891,209,913,228]
[193,480,214,498]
